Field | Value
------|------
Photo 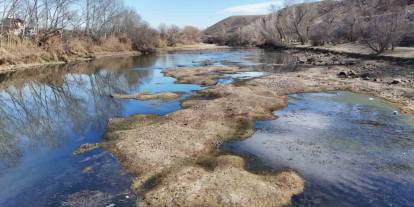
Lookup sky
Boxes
[123,0,287,29]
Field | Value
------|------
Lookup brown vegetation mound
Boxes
[103,66,299,206]
[140,155,304,207]
[163,66,243,85]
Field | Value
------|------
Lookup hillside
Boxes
[204,0,414,51]
[204,15,264,44]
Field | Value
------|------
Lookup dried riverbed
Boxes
[104,56,414,206]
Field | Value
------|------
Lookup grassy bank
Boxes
[0,41,226,75]
[0,36,139,74]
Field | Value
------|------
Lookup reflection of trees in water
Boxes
[0,116,20,168]
[0,55,155,166]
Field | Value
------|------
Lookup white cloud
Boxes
[220,1,284,15]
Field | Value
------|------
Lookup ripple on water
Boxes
[221,91,414,207]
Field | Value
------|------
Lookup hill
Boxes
[204,15,264,44]
[204,0,414,52]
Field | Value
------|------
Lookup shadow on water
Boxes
[0,49,286,207]
[221,91,414,207]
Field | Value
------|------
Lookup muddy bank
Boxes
[111,92,182,101]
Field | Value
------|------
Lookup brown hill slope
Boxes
[204,15,264,44]
[204,0,414,47]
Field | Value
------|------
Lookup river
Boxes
[0,49,413,207]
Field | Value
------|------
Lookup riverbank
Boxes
[157,43,229,52]
[282,43,414,62]
[102,57,413,206]
[0,51,142,75]
[0,44,228,75]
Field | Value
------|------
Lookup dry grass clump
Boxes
[103,66,298,206]
[0,36,48,65]
[140,155,304,207]
[0,35,134,68]
[92,36,133,53]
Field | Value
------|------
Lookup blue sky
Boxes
[123,0,286,29]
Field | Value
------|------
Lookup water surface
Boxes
[0,49,271,206]
[221,91,414,207]
[2,49,412,207]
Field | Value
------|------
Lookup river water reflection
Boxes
[0,49,276,206]
[1,49,413,207]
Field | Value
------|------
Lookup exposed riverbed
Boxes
[0,49,413,206]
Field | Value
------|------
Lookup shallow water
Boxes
[221,91,414,207]
[0,49,271,206]
[1,49,413,206]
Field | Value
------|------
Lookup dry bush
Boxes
[0,35,48,65]
[94,36,132,52]
[358,11,408,54]
[40,35,68,61]
[180,26,201,44]
[66,38,90,56]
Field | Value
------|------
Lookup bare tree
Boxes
[350,0,410,54]
[359,5,408,54]
[284,0,316,45]
[180,25,201,44]
[165,24,180,46]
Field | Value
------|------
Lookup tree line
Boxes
[0,0,201,52]
[211,0,413,54]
